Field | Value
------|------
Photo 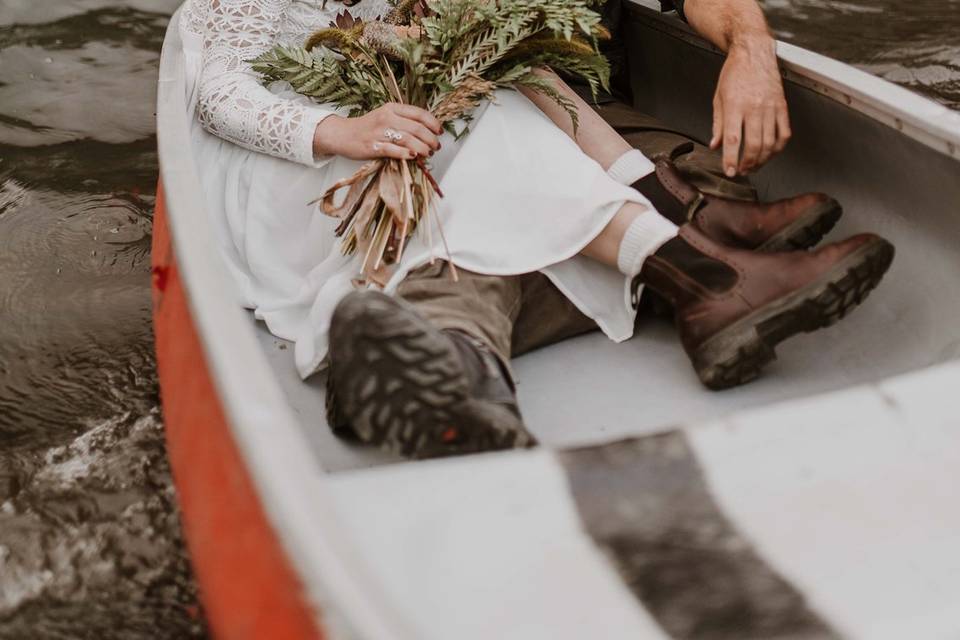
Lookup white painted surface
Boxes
[688,381,960,639]
[325,451,669,640]
[158,12,414,639]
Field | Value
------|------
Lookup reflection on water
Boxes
[0,0,956,635]
[763,0,960,109]
[0,0,204,637]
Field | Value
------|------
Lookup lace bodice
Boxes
[182,0,393,165]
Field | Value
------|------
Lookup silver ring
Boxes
[383,128,403,142]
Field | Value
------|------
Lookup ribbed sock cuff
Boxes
[617,211,679,277]
[606,149,655,186]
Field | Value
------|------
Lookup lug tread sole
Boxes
[758,199,843,253]
[327,292,532,458]
[694,238,895,390]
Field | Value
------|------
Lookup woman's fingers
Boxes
[384,125,433,157]
[372,141,416,160]
[389,103,443,135]
[390,117,440,152]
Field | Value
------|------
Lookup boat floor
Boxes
[254,233,954,472]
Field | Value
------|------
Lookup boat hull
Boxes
[151,183,323,639]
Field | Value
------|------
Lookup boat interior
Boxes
[154,0,960,634]
[246,0,960,474]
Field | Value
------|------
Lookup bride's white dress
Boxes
[178,0,675,378]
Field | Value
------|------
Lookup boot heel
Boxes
[692,327,777,390]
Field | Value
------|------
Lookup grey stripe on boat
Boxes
[558,433,837,640]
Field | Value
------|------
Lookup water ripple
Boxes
[0,411,205,639]
[0,4,204,636]
[763,0,960,109]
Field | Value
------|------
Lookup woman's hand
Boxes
[314,103,442,161]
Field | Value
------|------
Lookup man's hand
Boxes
[682,0,792,176]
[710,40,791,177]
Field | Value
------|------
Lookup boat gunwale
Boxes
[625,0,960,161]
[155,9,414,639]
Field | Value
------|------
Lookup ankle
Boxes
[633,171,688,225]
[616,212,678,278]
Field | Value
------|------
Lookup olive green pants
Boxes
[396,101,755,364]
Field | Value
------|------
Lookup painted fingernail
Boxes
[725,166,736,177]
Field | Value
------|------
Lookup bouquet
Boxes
[251,0,610,285]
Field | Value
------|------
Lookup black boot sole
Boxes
[327,290,534,458]
[692,237,895,390]
[757,198,843,252]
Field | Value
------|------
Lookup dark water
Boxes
[0,0,956,636]
[763,0,960,109]
[0,1,204,637]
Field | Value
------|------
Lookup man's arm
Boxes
[676,0,792,176]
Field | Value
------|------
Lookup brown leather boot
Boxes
[635,226,894,389]
[633,152,842,252]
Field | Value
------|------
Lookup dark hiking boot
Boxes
[633,146,842,252]
[326,290,535,458]
[634,225,894,390]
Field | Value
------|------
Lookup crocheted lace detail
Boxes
[183,0,392,165]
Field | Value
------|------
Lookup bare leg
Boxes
[579,203,642,265]
[518,68,632,170]
[518,70,670,271]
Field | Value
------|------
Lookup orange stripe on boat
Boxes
[152,181,324,640]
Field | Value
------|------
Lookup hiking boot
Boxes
[326,290,535,458]
[633,147,842,252]
[634,225,894,390]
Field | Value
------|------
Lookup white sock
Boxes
[606,149,655,186]
[617,211,679,277]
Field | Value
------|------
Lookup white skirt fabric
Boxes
[178,25,672,379]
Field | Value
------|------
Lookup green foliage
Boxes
[247,0,613,280]
[249,45,391,115]
[250,0,610,130]
[512,71,581,131]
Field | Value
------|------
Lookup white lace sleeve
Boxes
[196,0,336,166]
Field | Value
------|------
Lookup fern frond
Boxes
[512,71,580,132]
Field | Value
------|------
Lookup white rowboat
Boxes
[153,2,960,638]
